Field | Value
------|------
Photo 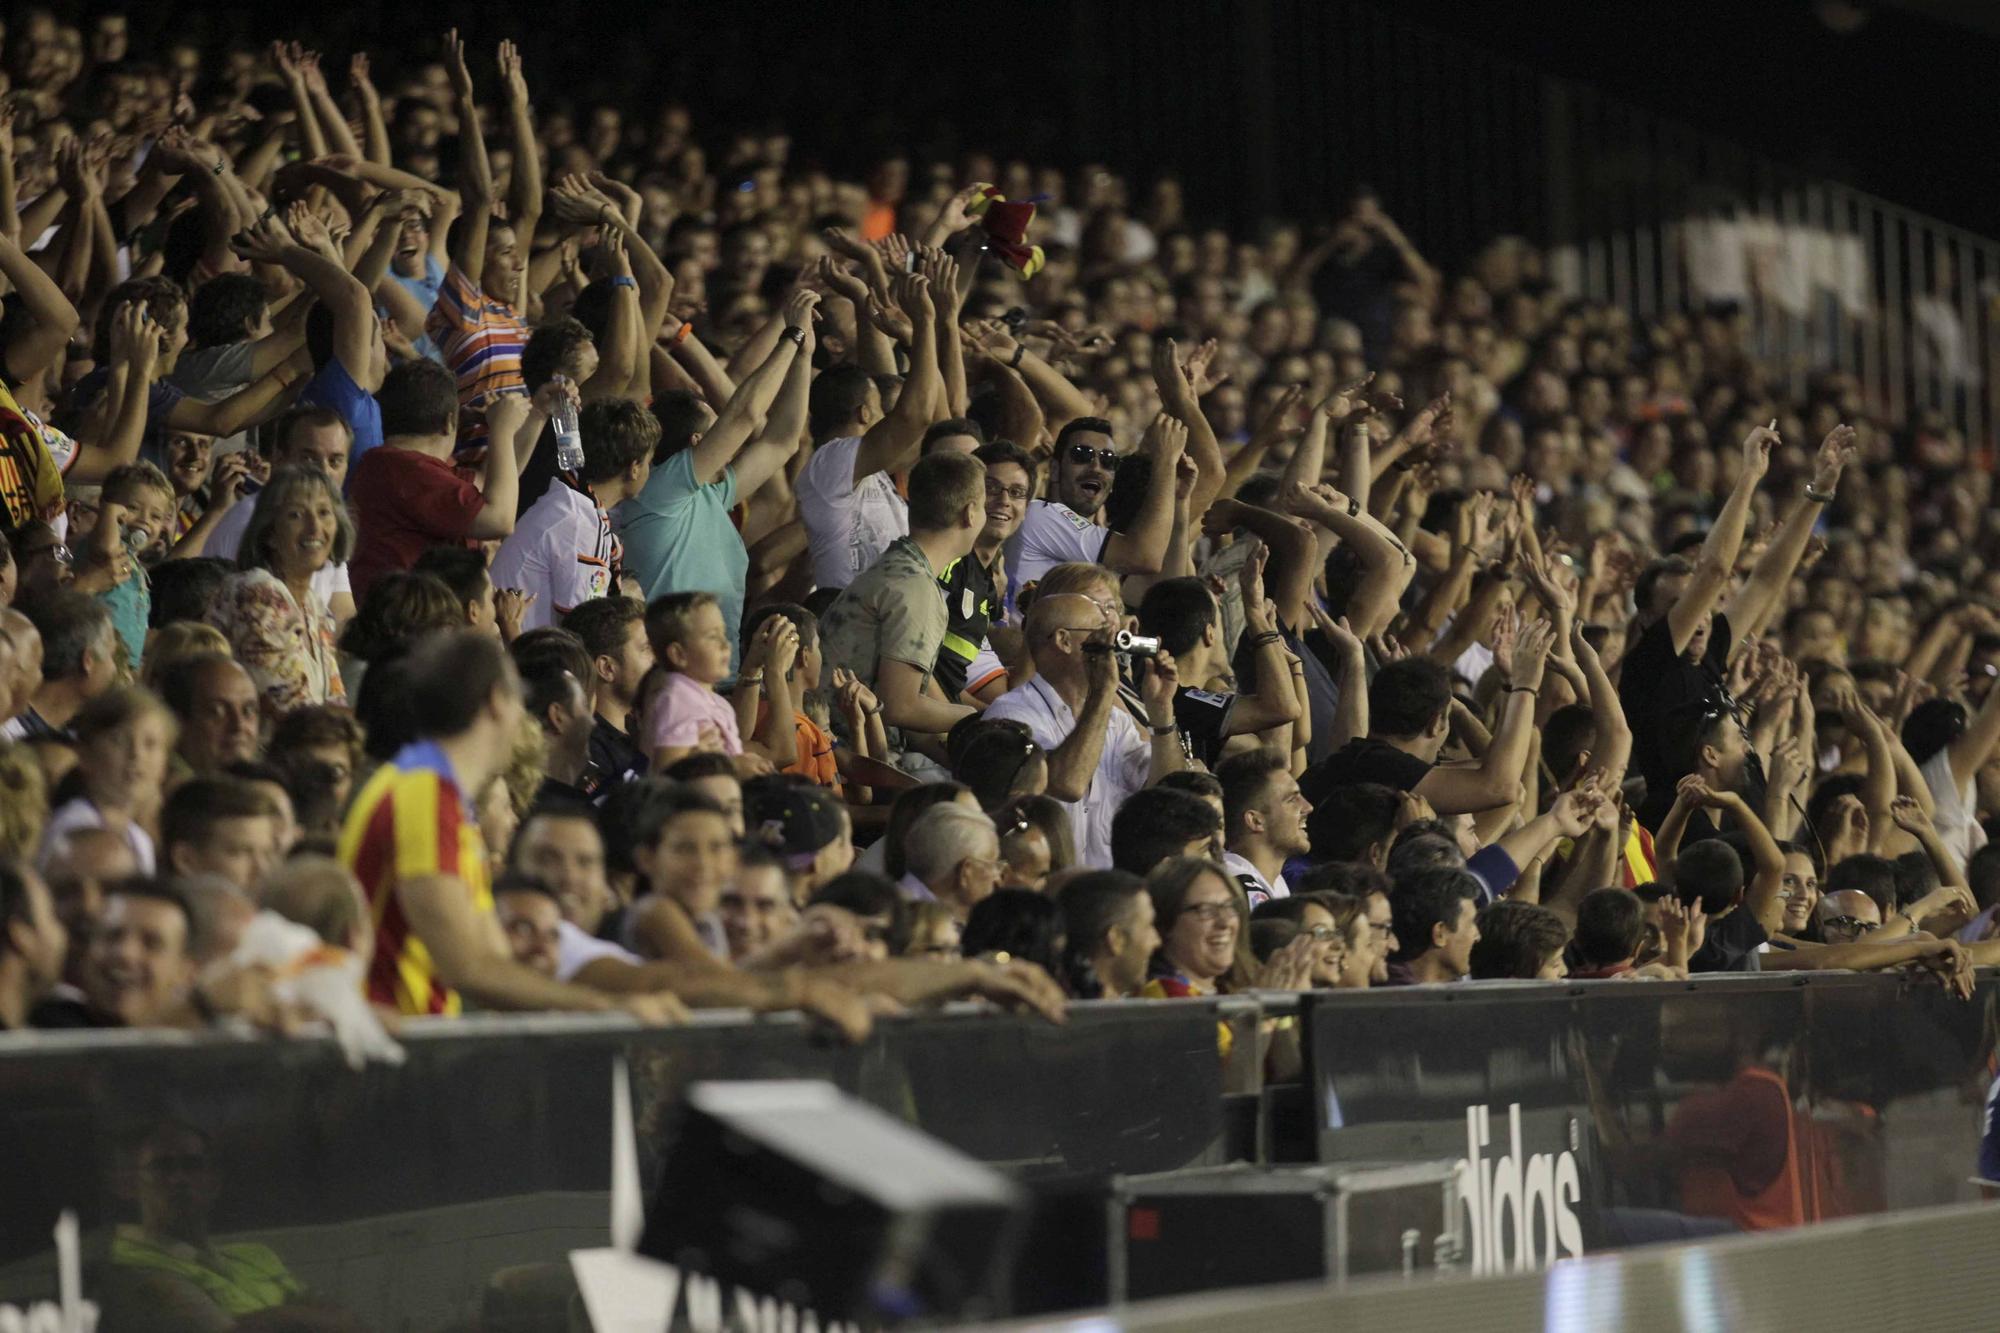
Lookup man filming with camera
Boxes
[985,594,1187,867]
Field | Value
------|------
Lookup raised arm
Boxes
[687,292,812,486]
[442,31,494,286]
[349,54,392,166]
[1276,481,1413,640]
[495,39,542,306]
[65,305,158,486]
[962,321,1094,436]
[465,393,525,538]
[1200,495,1317,631]
[1571,622,1631,783]
[923,248,969,417]
[0,232,79,384]
[1154,339,1226,517]
[235,215,381,392]
[1668,423,1774,654]
[852,272,940,481]
[1099,414,1186,577]
[298,50,363,162]
[1726,426,1855,647]
[1719,788,1787,935]
[1949,652,2000,790]
[1414,619,1552,815]
[732,291,818,499]
[1216,384,1301,503]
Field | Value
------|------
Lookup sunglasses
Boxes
[1822,916,1877,934]
[1067,443,1119,469]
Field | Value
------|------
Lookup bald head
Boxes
[1025,594,1112,669]
[1816,889,1881,944]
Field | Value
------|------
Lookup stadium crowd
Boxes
[2,6,1998,1067]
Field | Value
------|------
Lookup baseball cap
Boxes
[744,779,846,870]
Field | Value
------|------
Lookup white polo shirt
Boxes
[797,435,908,590]
[1004,499,1110,601]
[202,495,353,607]
[984,675,1151,869]
[490,481,616,632]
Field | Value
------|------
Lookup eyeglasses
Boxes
[1067,443,1120,469]
[1304,924,1340,943]
[1822,916,1877,935]
[1178,901,1237,925]
[984,479,1031,503]
[1368,920,1394,939]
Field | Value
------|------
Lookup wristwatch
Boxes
[782,325,806,346]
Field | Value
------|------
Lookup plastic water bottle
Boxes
[551,375,584,474]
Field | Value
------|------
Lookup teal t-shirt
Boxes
[613,450,748,666]
[100,566,150,670]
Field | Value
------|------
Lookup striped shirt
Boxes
[338,739,493,1016]
[425,265,529,415]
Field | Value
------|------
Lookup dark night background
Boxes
[72,0,2000,260]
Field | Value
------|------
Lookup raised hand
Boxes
[874,232,913,275]
[889,269,933,326]
[350,52,376,95]
[1890,794,1934,837]
[107,301,162,374]
[1741,420,1779,478]
[1152,337,1196,409]
[230,214,297,266]
[297,49,329,97]
[1141,412,1189,464]
[496,38,529,103]
[1319,371,1378,422]
[1511,617,1557,691]
[1813,423,1857,493]
[494,588,534,641]
[782,285,821,334]
[932,182,986,238]
[442,30,475,102]
[1181,338,1223,397]
[1675,773,1716,808]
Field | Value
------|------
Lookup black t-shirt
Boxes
[1620,612,1733,826]
[1173,686,1236,770]
[1300,736,1434,807]
[1688,907,1767,973]
[934,552,1000,701]
[588,714,648,794]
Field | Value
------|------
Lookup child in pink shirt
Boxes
[644,593,745,765]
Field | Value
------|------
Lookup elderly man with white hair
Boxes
[898,803,1003,922]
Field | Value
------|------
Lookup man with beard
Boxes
[935,441,1035,705]
[1003,414,1184,596]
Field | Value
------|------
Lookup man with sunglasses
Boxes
[1002,413,1184,600]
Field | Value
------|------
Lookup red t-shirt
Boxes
[347,446,486,601]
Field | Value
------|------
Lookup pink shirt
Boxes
[646,671,742,756]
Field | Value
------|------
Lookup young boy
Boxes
[643,591,796,773]
[89,462,178,667]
